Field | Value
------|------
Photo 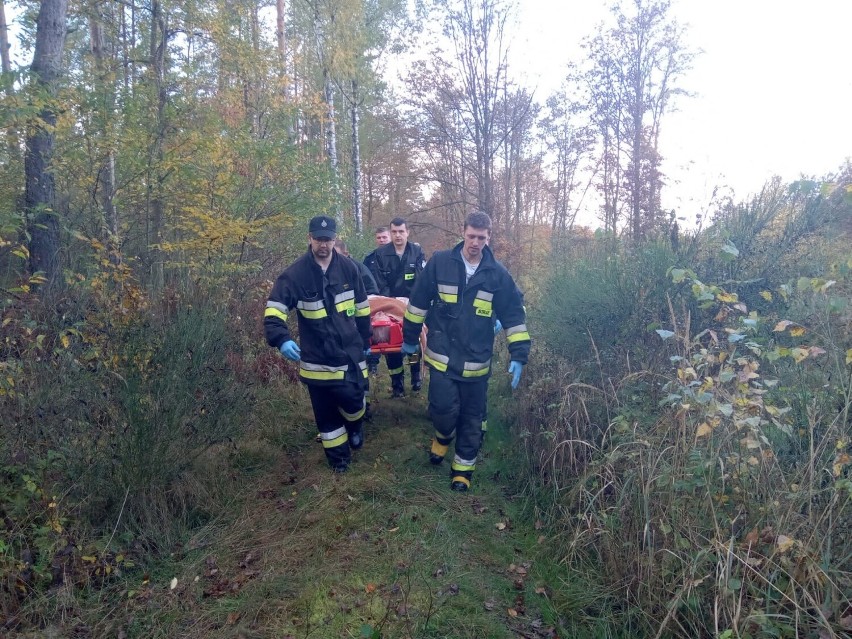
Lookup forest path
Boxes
[78,372,583,639]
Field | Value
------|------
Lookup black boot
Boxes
[391,374,405,398]
[410,365,422,392]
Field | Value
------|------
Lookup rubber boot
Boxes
[391,373,405,398]
[410,365,422,392]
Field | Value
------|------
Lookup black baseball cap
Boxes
[309,215,337,240]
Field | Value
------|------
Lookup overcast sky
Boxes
[514,0,852,225]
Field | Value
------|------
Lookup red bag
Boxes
[370,311,403,353]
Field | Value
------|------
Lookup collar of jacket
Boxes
[377,241,412,259]
[302,246,339,270]
[450,240,496,270]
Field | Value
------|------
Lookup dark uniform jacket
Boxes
[355,259,379,295]
[265,249,372,386]
[402,242,530,381]
[370,241,427,298]
[363,249,379,276]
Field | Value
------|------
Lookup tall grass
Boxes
[0,276,269,626]
[512,178,852,637]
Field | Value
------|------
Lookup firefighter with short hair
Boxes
[369,217,427,396]
[401,211,530,491]
[264,216,372,473]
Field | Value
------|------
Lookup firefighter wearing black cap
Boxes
[369,216,427,397]
[264,215,373,473]
[401,211,530,492]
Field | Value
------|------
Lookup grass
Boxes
[6,371,596,638]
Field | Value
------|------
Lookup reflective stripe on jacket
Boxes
[402,242,530,381]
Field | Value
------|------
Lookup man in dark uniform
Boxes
[401,211,530,492]
[363,227,390,374]
[334,238,378,295]
[369,217,427,397]
[264,216,372,473]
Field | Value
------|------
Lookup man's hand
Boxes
[401,342,419,356]
[280,340,301,361]
[494,319,502,334]
[508,361,524,389]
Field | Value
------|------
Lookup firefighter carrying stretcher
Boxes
[264,215,372,473]
[401,211,531,492]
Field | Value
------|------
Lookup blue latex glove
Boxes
[494,319,502,334]
[401,342,419,356]
[508,361,523,389]
[364,347,372,358]
[280,340,301,361]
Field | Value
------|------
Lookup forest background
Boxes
[1,0,851,637]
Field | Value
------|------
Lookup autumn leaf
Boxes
[507,608,518,618]
[833,453,851,477]
[773,320,793,332]
[365,583,376,593]
[789,326,806,337]
[846,349,852,365]
[791,347,809,363]
[759,290,773,302]
[696,422,713,438]
[716,292,738,303]
[495,522,506,530]
[776,535,795,553]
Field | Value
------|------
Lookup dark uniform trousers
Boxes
[427,370,488,485]
[385,352,421,391]
[308,381,366,468]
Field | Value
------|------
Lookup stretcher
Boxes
[370,312,404,353]
[367,295,425,354]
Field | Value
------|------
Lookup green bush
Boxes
[537,236,678,375]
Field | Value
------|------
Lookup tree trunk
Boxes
[0,0,11,74]
[25,0,68,284]
[147,0,166,290]
[90,13,119,257]
[350,79,362,234]
[1,0,21,164]
[276,0,287,84]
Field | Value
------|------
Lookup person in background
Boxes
[335,238,378,295]
[334,238,377,423]
[363,227,391,374]
[264,216,372,473]
[369,217,427,397]
[401,211,530,492]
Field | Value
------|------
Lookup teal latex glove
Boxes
[280,340,301,361]
[494,319,502,334]
[364,347,372,358]
[401,342,419,356]
[508,361,523,389]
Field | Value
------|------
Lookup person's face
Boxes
[375,231,390,246]
[309,234,334,259]
[390,224,408,249]
[462,226,490,260]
